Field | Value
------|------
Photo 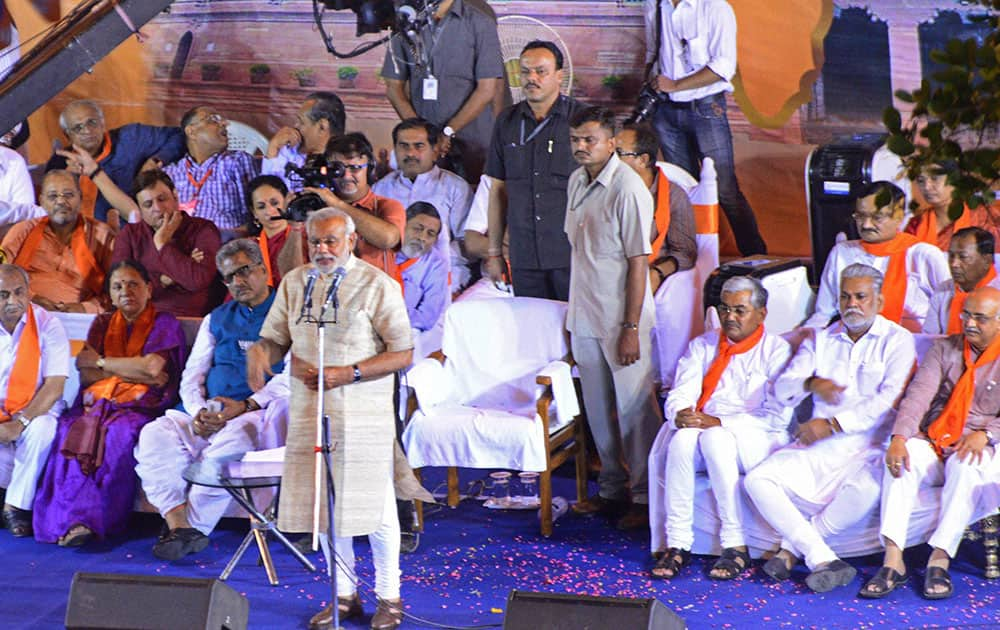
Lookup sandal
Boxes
[58,524,94,548]
[650,547,690,580]
[762,552,796,581]
[858,566,908,599]
[709,547,751,581]
[922,565,954,600]
[805,558,857,593]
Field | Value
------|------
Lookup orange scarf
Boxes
[0,306,41,422]
[860,233,919,324]
[927,337,1000,455]
[78,132,112,218]
[13,216,105,297]
[82,304,157,404]
[912,206,971,251]
[258,227,290,287]
[394,256,420,295]
[696,324,765,412]
[947,267,998,334]
[649,171,671,264]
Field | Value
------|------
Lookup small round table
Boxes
[183,456,317,585]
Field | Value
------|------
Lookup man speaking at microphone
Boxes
[247,207,413,630]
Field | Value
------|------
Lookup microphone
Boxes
[298,268,320,323]
[319,267,348,321]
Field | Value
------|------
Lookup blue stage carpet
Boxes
[6,468,1000,629]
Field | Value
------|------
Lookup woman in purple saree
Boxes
[33,260,186,545]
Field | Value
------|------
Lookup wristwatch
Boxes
[12,412,29,428]
[442,126,456,139]
[983,430,997,447]
[96,357,106,370]
[352,365,362,383]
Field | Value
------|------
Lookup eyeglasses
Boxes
[195,113,227,126]
[43,191,79,203]
[851,211,894,224]
[221,263,261,285]
[959,311,1000,324]
[615,150,642,158]
[716,305,753,317]
[342,163,369,174]
[68,118,101,135]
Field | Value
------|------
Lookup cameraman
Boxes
[643,0,766,256]
[304,133,407,279]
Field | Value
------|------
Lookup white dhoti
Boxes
[0,405,62,510]
[661,425,787,550]
[880,437,1000,557]
[134,400,288,535]
[744,440,883,570]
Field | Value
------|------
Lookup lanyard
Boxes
[519,116,552,147]
[185,154,219,200]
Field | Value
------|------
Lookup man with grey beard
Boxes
[745,264,916,594]
[396,202,448,362]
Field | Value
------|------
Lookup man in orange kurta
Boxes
[0,170,114,313]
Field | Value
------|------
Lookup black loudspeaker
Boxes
[503,591,686,630]
[65,572,249,630]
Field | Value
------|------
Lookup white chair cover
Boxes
[402,297,578,472]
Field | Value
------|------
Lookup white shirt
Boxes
[923,276,1000,334]
[805,239,950,332]
[373,165,473,271]
[0,305,70,408]
[462,174,491,235]
[180,314,290,414]
[261,145,307,192]
[0,146,44,226]
[644,0,737,102]
[775,315,916,451]
[665,329,792,434]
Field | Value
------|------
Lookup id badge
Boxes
[422,76,439,101]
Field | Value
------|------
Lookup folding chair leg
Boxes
[539,470,554,537]
[574,423,588,503]
[447,467,460,507]
[414,468,424,532]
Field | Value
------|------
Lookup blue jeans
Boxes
[651,92,767,255]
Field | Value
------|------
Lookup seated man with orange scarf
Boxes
[904,163,1000,251]
[860,286,1000,601]
[32,260,186,547]
[649,277,791,581]
[0,265,69,538]
[805,181,948,332]
[0,170,115,313]
[924,227,1000,334]
[745,264,916,593]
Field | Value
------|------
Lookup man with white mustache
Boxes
[861,286,1000,600]
[746,263,916,593]
[806,181,948,332]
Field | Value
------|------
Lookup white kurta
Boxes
[805,240,949,332]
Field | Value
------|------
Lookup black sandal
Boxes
[650,547,690,580]
[922,566,954,600]
[709,547,750,581]
[762,553,795,581]
[858,566,908,599]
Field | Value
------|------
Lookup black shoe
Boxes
[2,506,32,537]
[152,527,210,561]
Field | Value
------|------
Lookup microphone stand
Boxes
[301,282,342,629]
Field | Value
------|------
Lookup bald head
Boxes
[962,287,1000,351]
[0,264,30,333]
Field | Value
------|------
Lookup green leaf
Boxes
[886,134,915,157]
[883,107,902,132]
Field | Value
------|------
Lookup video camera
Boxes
[282,154,347,223]
[318,0,439,37]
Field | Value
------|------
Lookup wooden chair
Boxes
[402,297,587,537]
